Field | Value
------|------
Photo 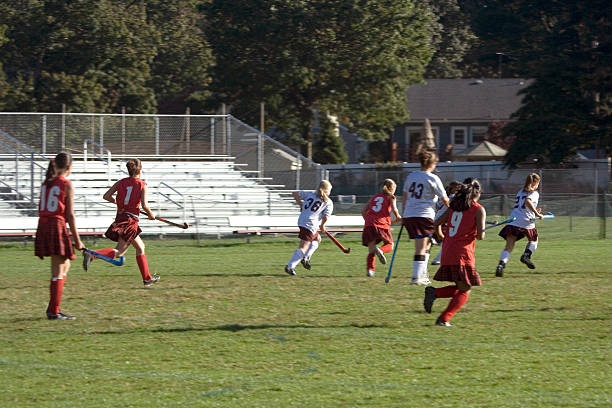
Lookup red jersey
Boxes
[115,177,147,216]
[38,176,69,219]
[364,193,395,228]
[441,202,482,267]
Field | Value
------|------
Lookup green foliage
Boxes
[0,236,610,406]
[312,114,348,164]
[204,0,435,158]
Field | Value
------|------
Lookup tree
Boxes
[203,0,435,160]
[313,114,348,164]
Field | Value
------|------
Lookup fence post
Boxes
[107,149,112,185]
[15,154,19,196]
[210,117,215,155]
[99,116,104,155]
[226,116,231,156]
[42,115,46,154]
[296,157,301,190]
[121,107,126,155]
[30,153,34,204]
[185,107,191,154]
[155,117,160,155]
[61,105,66,150]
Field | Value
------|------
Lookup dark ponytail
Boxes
[44,152,72,185]
[450,179,482,212]
[126,158,142,177]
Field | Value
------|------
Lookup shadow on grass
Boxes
[488,306,569,313]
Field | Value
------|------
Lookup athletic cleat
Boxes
[495,263,505,277]
[47,312,76,320]
[435,317,452,327]
[375,248,387,264]
[301,258,312,270]
[520,255,535,269]
[82,251,93,271]
[424,286,436,313]
[143,274,161,287]
[284,265,296,276]
[366,269,375,277]
[431,260,440,265]
[411,278,431,285]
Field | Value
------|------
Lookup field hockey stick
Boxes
[324,230,351,254]
[140,210,189,229]
[484,216,516,230]
[385,225,403,283]
[81,248,125,266]
[541,212,555,219]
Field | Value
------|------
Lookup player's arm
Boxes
[390,196,402,223]
[292,191,303,208]
[525,198,543,219]
[361,202,369,219]
[319,214,329,233]
[65,181,83,250]
[401,191,407,213]
[140,184,155,220]
[103,181,120,204]
[476,206,486,240]
[434,209,449,240]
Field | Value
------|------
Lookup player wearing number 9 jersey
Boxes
[424,179,486,326]
[82,159,160,286]
[361,179,401,277]
[35,152,84,320]
[284,180,333,276]
[495,173,544,277]
[401,151,449,285]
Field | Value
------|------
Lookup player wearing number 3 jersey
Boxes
[35,152,84,320]
[361,179,401,277]
[83,159,160,286]
[424,179,486,326]
[284,181,333,276]
[401,151,449,285]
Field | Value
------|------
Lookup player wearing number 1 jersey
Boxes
[495,173,544,277]
[402,151,449,285]
[284,180,333,276]
[361,179,401,277]
[424,179,486,326]
[83,159,160,286]
[35,152,84,320]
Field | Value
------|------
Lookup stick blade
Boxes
[182,223,189,229]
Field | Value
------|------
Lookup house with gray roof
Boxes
[389,78,530,162]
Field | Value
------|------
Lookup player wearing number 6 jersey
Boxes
[35,152,84,320]
[284,180,333,276]
[402,151,449,285]
[495,173,544,277]
[424,179,486,326]
[82,159,160,286]
[361,179,401,277]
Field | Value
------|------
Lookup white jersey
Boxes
[402,170,447,219]
[433,194,452,221]
[297,191,334,233]
[509,189,539,229]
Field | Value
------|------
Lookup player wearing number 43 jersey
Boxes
[402,151,449,285]
[284,181,333,276]
[495,173,544,277]
[83,159,160,286]
[361,179,401,277]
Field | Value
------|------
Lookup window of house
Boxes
[452,127,467,148]
[470,127,487,145]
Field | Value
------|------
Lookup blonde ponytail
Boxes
[381,178,396,197]
[523,173,541,192]
[317,180,332,203]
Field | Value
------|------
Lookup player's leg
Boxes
[520,238,538,269]
[496,235,516,277]
[411,237,430,285]
[366,240,377,277]
[302,234,321,269]
[286,239,310,275]
[437,280,471,326]
[131,237,158,286]
[47,255,75,320]
[431,243,443,265]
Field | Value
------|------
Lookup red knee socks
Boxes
[435,285,459,298]
[379,243,393,253]
[367,253,375,270]
[47,277,65,315]
[136,254,152,281]
[95,248,116,258]
[440,290,470,322]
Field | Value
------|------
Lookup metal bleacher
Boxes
[0,155,300,237]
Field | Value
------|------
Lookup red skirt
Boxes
[34,217,76,260]
[105,213,142,243]
[402,217,434,239]
[362,226,393,246]
[298,227,319,242]
[499,225,538,242]
[434,265,482,286]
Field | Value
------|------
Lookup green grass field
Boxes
[1,222,610,407]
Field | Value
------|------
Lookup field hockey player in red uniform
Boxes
[35,152,84,320]
[495,173,544,277]
[83,159,160,286]
[424,179,486,326]
[361,179,401,277]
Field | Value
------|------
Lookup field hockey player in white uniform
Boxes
[284,180,334,276]
[401,151,449,285]
[495,173,544,277]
